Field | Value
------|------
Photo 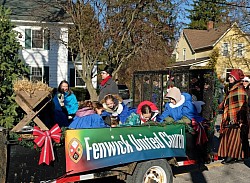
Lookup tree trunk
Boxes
[0,131,7,183]
[86,80,98,101]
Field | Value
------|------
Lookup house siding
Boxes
[214,26,250,79]
[175,33,213,62]
[14,25,69,88]
[174,24,250,79]
[175,33,194,62]
[195,49,212,59]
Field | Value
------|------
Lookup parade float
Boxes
[0,78,218,183]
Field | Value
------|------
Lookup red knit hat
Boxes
[229,69,244,81]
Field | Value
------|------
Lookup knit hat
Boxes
[102,65,114,76]
[242,76,250,82]
[229,69,244,81]
[166,87,181,103]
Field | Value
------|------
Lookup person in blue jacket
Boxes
[53,80,78,127]
[157,87,204,123]
[69,101,107,129]
[101,94,136,125]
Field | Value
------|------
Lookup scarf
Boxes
[100,76,112,86]
[75,107,95,117]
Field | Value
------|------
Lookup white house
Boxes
[4,0,97,88]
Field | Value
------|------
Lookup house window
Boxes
[183,48,186,61]
[25,28,50,50]
[222,43,229,56]
[237,43,243,57]
[32,30,43,48]
[76,70,85,87]
[30,67,42,81]
[29,66,49,84]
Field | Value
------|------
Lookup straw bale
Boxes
[13,79,53,94]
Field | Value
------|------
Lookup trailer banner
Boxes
[65,124,186,175]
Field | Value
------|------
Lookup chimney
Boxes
[207,21,214,31]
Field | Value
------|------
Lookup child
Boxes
[101,94,136,124]
[124,101,159,126]
[69,101,106,129]
[157,87,204,123]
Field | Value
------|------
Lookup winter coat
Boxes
[98,78,119,102]
[101,95,136,124]
[157,92,204,123]
[220,82,248,130]
[69,107,106,129]
[53,92,78,127]
[218,82,249,159]
[53,92,78,115]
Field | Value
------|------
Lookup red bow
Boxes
[33,124,61,165]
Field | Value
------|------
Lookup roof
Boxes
[167,57,210,68]
[2,0,71,23]
[183,24,231,51]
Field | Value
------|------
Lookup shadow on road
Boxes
[244,158,250,168]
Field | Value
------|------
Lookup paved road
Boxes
[81,159,250,183]
[82,115,250,183]
[173,159,250,183]
[173,114,250,183]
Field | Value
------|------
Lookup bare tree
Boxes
[52,0,179,100]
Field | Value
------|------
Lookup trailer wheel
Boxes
[126,159,173,183]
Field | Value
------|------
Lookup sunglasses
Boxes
[242,80,249,82]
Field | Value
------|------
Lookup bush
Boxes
[71,87,90,101]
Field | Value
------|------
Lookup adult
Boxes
[242,76,250,139]
[142,76,151,101]
[166,76,175,92]
[242,76,250,105]
[53,80,78,127]
[218,69,249,164]
[69,101,106,129]
[98,66,119,102]
[157,87,204,123]
[190,77,202,101]
[152,80,161,107]
[101,94,136,125]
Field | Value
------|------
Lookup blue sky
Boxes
[176,0,192,28]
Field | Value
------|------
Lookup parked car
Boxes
[118,84,130,100]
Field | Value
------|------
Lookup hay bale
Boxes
[13,79,53,95]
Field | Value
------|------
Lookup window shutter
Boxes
[43,66,50,85]
[70,68,75,87]
[228,43,231,55]
[44,29,50,50]
[242,43,245,56]
[27,66,31,80]
[25,29,31,49]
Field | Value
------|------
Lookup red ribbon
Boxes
[33,124,61,165]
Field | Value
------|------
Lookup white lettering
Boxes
[92,143,99,159]
[84,137,92,160]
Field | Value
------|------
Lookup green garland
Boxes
[8,127,67,150]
